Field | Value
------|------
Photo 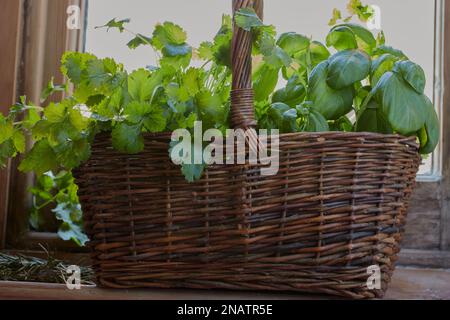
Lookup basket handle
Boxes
[230,0,263,129]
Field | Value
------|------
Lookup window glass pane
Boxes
[85,0,439,176]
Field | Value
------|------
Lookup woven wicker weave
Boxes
[75,0,421,299]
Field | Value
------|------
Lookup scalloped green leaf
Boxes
[112,123,144,154]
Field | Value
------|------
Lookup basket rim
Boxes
[97,131,419,143]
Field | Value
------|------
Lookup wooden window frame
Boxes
[0,0,87,251]
[0,0,449,268]
[0,0,24,249]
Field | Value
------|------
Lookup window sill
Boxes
[0,267,449,300]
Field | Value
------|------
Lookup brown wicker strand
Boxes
[230,0,263,130]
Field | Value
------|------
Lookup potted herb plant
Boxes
[0,0,438,298]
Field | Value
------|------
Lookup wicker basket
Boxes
[75,0,421,299]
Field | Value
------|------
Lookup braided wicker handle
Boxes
[230,0,264,129]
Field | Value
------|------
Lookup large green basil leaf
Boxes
[303,110,329,132]
[327,49,371,89]
[370,53,398,86]
[329,116,353,132]
[267,102,291,127]
[286,41,330,79]
[253,64,279,102]
[373,72,427,134]
[281,108,299,133]
[393,60,426,94]
[307,61,354,120]
[308,41,331,67]
[356,100,392,133]
[292,41,330,71]
[326,26,357,51]
[345,23,376,53]
[373,45,408,59]
[418,96,439,155]
[272,75,306,107]
[276,32,310,56]
[327,23,376,53]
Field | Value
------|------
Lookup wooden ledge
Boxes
[1,267,450,300]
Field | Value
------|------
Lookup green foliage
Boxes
[297,103,330,132]
[392,60,426,94]
[307,61,354,120]
[272,75,306,107]
[235,8,264,31]
[329,9,343,26]
[356,100,392,133]
[327,49,371,89]
[127,34,152,50]
[370,53,398,86]
[329,0,374,26]
[41,78,68,103]
[347,0,375,22]
[253,64,279,102]
[0,0,440,246]
[419,96,440,155]
[29,171,88,246]
[112,123,145,154]
[96,17,131,32]
[372,71,428,135]
[277,33,310,56]
[240,1,438,153]
[327,23,376,54]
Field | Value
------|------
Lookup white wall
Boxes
[85,0,437,174]
[85,0,435,101]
